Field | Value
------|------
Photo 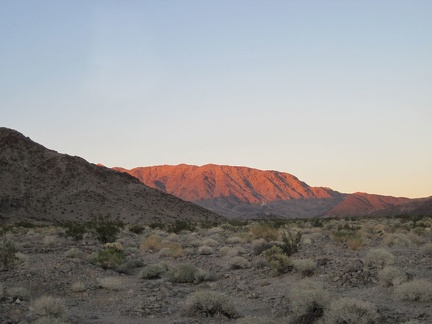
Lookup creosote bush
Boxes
[277,231,302,256]
[324,297,379,324]
[263,246,292,276]
[92,248,125,270]
[88,216,123,243]
[183,290,238,318]
[395,279,432,302]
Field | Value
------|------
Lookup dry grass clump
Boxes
[249,223,279,241]
[236,316,276,324]
[159,243,185,258]
[139,262,169,279]
[184,237,203,247]
[71,282,86,292]
[183,290,238,318]
[377,266,407,287]
[364,248,395,268]
[165,263,212,283]
[394,279,432,302]
[228,256,251,269]
[32,295,68,319]
[382,233,411,247]
[220,246,240,257]
[406,232,424,245]
[7,287,31,301]
[43,235,57,246]
[420,242,432,255]
[324,297,379,324]
[104,242,124,251]
[226,236,245,244]
[97,276,124,291]
[64,247,85,259]
[288,279,330,323]
[202,238,219,246]
[197,245,214,255]
[252,238,273,255]
[140,235,163,252]
[15,251,30,263]
[292,258,316,277]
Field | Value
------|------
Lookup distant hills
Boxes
[114,164,432,219]
[0,128,221,224]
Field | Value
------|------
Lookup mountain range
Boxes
[0,128,221,224]
[113,165,432,219]
[1,127,430,223]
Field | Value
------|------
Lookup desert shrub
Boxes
[116,259,144,275]
[32,295,68,319]
[394,279,432,302]
[277,231,302,256]
[263,246,292,276]
[140,262,169,279]
[0,283,3,298]
[7,287,31,301]
[140,235,163,252]
[92,248,125,270]
[165,263,201,283]
[382,233,411,247]
[88,216,123,243]
[159,243,185,258]
[198,245,214,255]
[420,242,432,255]
[43,235,57,246]
[292,258,316,277]
[220,246,239,257]
[324,297,379,324]
[128,224,145,234]
[71,282,86,292]
[288,279,330,323]
[406,232,424,245]
[236,316,276,324]
[183,290,238,318]
[0,238,18,270]
[164,263,214,283]
[252,239,273,255]
[250,223,279,241]
[104,242,124,251]
[184,237,203,247]
[167,220,196,234]
[63,222,87,241]
[228,256,251,269]
[97,276,124,291]
[365,248,395,268]
[347,236,365,250]
[202,238,219,247]
[378,266,407,287]
[226,236,245,244]
[64,248,85,259]
[15,252,29,263]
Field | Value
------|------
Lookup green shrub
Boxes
[183,290,238,318]
[129,224,145,234]
[140,262,169,279]
[63,222,87,241]
[263,246,292,276]
[88,216,123,243]
[277,231,301,256]
[0,238,18,270]
[165,263,200,283]
[167,220,196,234]
[92,248,125,270]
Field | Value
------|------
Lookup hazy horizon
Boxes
[2,1,431,198]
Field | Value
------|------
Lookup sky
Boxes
[1,1,431,198]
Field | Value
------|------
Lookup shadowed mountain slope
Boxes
[113,164,346,218]
[0,128,221,224]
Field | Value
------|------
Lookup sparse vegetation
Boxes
[32,295,68,319]
[0,238,18,270]
[324,297,379,324]
[395,279,432,302]
[364,248,395,268]
[263,245,292,276]
[183,290,238,318]
[139,262,169,279]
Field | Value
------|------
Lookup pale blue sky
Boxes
[1,1,431,198]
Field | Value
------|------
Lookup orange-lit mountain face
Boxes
[113,164,346,218]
